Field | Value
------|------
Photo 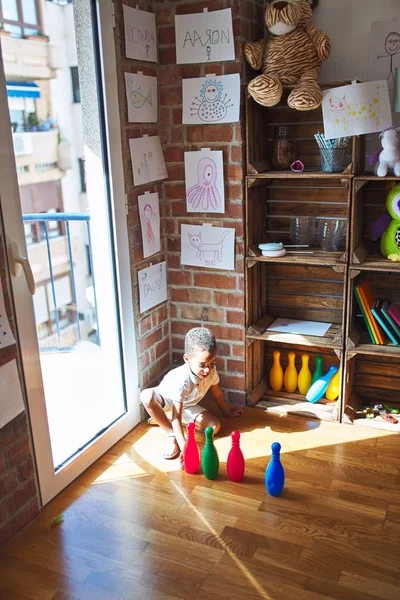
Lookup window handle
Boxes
[8,241,36,296]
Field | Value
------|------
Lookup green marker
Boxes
[201,426,219,480]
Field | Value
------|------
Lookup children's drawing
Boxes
[125,73,157,123]
[369,20,400,89]
[183,74,240,125]
[0,287,15,349]
[138,261,167,314]
[184,150,224,213]
[0,360,24,429]
[175,8,235,64]
[322,81,392,139]
[129,135,168,186]
[123,5,157,62]
[181,224,235,270]
[138,192,160,257]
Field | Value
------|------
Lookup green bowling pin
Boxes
[201,426,219,480]
[311,355,323,385]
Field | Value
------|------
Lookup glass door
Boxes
[0,0,140,504]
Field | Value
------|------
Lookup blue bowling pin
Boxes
[306,365,338,404]
[265,442,285,497]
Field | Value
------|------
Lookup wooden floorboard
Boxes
[0,405,399,600]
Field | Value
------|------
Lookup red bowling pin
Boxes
[227,430,245,482]
[183,422,200,474]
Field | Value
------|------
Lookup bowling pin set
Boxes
[269,350,340,404]
[183,423,285,496]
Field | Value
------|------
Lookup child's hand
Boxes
[179,453,185,470]
[225,406,243,418]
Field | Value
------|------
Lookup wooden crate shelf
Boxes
[247,245,346,267]
[247,342,342,422]
[343,352,400,432]
[245,86,400,432]
[246,81,364,177]
[350,178,400,269]
[347,269,400,352]
[349,258,400,273]
[246,177,351,258]
[247,314,342,349]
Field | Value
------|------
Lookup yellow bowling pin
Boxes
[298,354,312,395]
[284,352,298,393]
[269,350,283,391]
[326,368,340,401]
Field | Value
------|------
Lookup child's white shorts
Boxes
[157,393,206,424]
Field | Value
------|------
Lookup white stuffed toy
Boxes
[375,128,400,177]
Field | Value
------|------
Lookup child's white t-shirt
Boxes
[155,363,219,408]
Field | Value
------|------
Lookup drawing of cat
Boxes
[188,231,229,262]
[326,85,382,133]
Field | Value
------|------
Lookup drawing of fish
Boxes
[130,87,153,108]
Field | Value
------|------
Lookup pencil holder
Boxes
[319,147,346,173]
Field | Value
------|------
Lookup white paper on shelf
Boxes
[266,318,332,337]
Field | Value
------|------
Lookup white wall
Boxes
[315,0,399,83]
[314,1,399,151]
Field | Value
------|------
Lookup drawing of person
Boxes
[206,45,211,62]
[143,203,156,255]
[377,31,400,85]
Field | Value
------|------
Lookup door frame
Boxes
[0,0,140,505]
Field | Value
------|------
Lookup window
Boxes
[0,0,41,38]
[70,66,81,103]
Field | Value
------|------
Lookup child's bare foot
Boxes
[162,435,180,460]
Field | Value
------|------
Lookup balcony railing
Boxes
[23,213,99,352]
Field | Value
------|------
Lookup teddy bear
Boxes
[244,0,331,111]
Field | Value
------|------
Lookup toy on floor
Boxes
[201,426,219,480]
[306,365,338,403]
[183,422,200,474]
[369,128,400,177]
[311,355,323,384]
[298,353,312,394]
[227,430,245,483]
[325,368,340,401]
[244,0,331,110]
[269,349,284,391]
[265,442,285,496]
[284,351,298,393]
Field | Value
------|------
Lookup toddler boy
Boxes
[140,327,242,460]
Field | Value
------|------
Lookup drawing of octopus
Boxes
[190,79,233,122]
[186,157,221,210]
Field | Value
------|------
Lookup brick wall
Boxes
[0,213,39,547]
[156,0,264,404]
[114,0,171,390]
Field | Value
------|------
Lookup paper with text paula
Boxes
[138,261,167,314]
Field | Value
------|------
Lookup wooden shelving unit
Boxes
[245,85,400,431]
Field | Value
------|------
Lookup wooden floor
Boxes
[1,405,400,600]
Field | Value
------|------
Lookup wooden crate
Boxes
[343,352,400,432]
[248,340,342,422]
[246,176,351,266]
[351,177,400,271]
[245,82,364,176]
[246,262,346,349]
[346,268,400,355]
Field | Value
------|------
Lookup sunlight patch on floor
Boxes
[92,452,147,484]
[170,479,272,600]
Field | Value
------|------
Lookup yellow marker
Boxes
[284,352,298,393]
[298,354,312,395]
[269,350,283,392]
[326,368,340,401]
